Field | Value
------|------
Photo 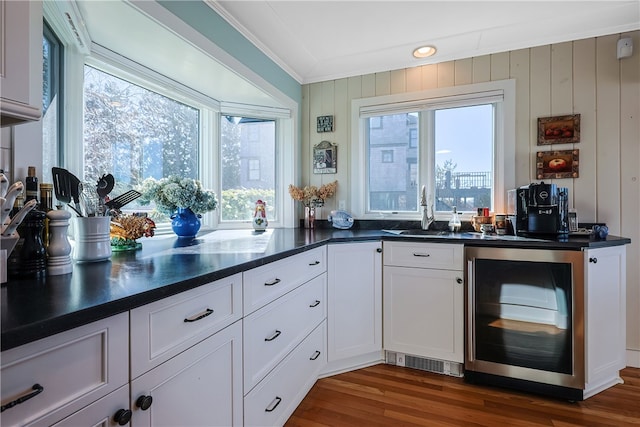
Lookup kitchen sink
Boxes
[382,229,452,237]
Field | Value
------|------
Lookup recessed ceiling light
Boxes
[413,45,437,59]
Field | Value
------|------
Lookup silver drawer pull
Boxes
[412,253,431,257]
[265,396,282,412]
[309,260,320,266]
[1,384,44,412]
[184,308,214,323]
[310,350,321,361]
[265,330,282,341]
[309,300,321,308]
[264,278,281,286]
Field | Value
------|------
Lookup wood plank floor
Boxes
[286,365,640,426]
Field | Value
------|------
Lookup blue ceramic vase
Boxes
[171,207,201,238]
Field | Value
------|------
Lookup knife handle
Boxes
[1,199,37,237]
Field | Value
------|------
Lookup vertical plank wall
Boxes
[301,31,640,363]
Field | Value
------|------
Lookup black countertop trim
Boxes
[1,228,629,351]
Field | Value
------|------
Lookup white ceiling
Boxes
[212,0,640,84]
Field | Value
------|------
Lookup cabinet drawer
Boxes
[130,273,242,378]
[0,313,128,427]
[244,273,326,392]
[383,241,463,270]
[244,321,326,427]
[243,246,326,314]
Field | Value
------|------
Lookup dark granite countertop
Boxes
[1,225,630,351]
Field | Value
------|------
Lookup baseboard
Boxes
[319,350,384,378]
[626,349,640,368]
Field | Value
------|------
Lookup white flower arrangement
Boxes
[138,176,218,215]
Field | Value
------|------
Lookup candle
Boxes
[421,185,426,205]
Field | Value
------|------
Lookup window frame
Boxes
[42,19,64,184]
[351,80,515,221]
[63,45,292,230]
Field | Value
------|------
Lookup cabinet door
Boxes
[51,385,130,427]
[585,245,626,387]
[383,266,464,363]
[130,321,243,427]
[327,241,382,362]
[0,0,42,123]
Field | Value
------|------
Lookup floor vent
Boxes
[386,351,464,378]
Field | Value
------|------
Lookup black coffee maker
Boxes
[507,182,569,236]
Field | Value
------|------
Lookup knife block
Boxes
[0,235,19,283]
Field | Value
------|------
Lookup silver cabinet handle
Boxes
[264,278,281,286]
[310,350,321,360]
[309,300,321,308]
[309,260,320,265]
[265,330,281,341]
[265,396,282,412]
[413,253,430,257]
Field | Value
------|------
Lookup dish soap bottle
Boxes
[448,206,461,232]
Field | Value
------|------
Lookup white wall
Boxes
[301,31,640,366]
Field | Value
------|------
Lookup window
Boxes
[220,116,276,222]
[42,21,63,183]
[381,150,394,163]
[354,80,515,219]
[434,104,494,212]
[248,159,261,181]
[83,65,200,218]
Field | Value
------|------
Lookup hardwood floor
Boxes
[286,365,640,426]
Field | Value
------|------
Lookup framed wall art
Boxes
[537,114,580,145]
[313,140,337,174]
[536,149,579,179]
[316,115,334,133]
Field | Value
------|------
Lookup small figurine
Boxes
[253,199,268,231]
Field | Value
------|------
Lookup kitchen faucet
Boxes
[420,186,434,230]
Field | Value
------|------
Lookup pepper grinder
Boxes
[9,209,46,278]
[47,209,72,275]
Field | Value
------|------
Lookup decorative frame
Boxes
[313,140,337,174]
[537,114,580,145]
[316,115,334,133]
[536,149,579,179]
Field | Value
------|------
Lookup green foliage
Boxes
[221,188,275,221]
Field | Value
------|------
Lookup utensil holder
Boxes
[73,216,111,262]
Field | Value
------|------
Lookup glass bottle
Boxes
[40,183,54,246]
[25,166,38,204]
[448,206,461,232]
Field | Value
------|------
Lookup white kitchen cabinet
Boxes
[324,241,382,374]
[243,273,326,392]
[51,385,130,427]
[583,245,627,398]
[243,246,325,315]
[0,313,129,427]
[383,242,464,370]
[130,273,242,379]
[0,0,42,125]
[130,321,243,427]
[243,246,327,426]
[244,321,326,427]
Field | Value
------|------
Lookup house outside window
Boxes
[220,116,276,222]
